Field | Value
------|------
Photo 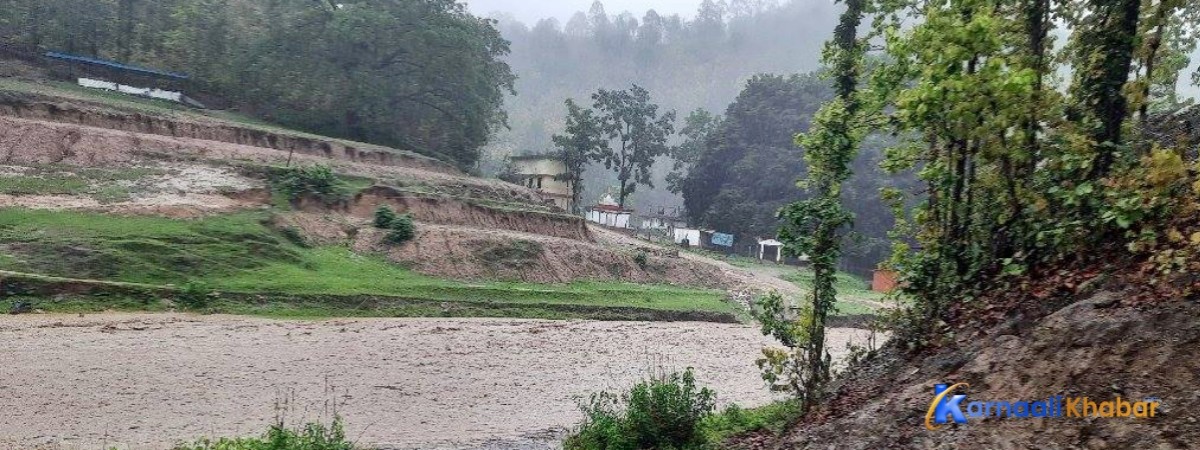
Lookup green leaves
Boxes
[589,84,677,208]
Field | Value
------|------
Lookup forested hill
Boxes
[0,0,515,169]
[479,0,842,210]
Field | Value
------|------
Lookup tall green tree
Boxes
[551,99,607,213]
[591,84,676,209]
[774,0,866,410]
[1068,0,1144,177]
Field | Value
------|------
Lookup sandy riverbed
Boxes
[0,313,874,449]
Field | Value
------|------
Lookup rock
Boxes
[8,301,32,315]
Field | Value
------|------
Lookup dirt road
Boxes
[0,313,874,449]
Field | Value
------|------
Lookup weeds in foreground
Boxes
[173,419,357,450]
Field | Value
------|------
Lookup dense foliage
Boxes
[677,74,906,272]
[566,368,716,450]
[865,0,1200,344]
[0,0,515,168]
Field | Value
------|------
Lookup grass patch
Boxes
[0,164,164,202]
[699,400,801,445]
[781,270,882,316]
[0,209,733,319]
[212,247,731,314]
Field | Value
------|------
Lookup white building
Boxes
[511,154,573,211]
[586,194,633,229]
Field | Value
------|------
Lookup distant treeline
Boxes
[0,0,515,168]
[485,0,842,209]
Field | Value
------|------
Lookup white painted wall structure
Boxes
[78,78,184,103]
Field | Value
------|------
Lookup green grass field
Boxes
[0,209,733,320]
[780,271,883,316]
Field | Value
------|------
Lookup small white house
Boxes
[586,194,633,229]
[673,228,701,247]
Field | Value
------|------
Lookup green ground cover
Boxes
[0,209,733,320]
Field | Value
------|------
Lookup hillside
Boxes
[0,77,772,322]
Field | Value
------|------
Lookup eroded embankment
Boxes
[778,292,1200,450]
[323,185,590,241]
[0,90,457,174]
[0,115,550,209]
[271,212,731,287]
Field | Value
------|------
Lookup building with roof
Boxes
[586,193,633,229]
[510,154,573,211]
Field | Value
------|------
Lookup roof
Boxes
[45,52,190,80]
[509,153,562,162]
[591,204,630,213]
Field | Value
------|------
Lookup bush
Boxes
[633,251,649,270]
[373,206,398,228]
[566,368,716,450]
[271,165,349,206]
[177,282,220,309]
[174,418,356,450]
[384,214,415,244]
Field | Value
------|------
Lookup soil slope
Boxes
[776,291,1199,449]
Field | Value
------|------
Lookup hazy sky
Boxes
[464,0,702,24]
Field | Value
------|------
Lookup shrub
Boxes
[271,165,349,206]
[173,418,356,450]
[177,282,219,309]
[633,251,649,270]
[566,368,716,450]
[373,206,398,228]
[384,214,415,244]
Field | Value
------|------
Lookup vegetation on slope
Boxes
[2,0,514,167]
[0,209,733,320]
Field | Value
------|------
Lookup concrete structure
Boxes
[511,154,573,211]
[673,228,701,247]
[79,77,185,103]
[757,238,785,263]
[586,193,633,229]
[638,206,688,231]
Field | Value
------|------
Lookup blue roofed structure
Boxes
[44,51,189,80]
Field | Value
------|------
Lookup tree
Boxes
[774,0,865,411]
[680,74,831,239]
[552,99,607,213]
[666,108,720,194]
[591,85,676,209]
[1068,0,1144,177]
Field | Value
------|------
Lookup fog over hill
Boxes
[474,0,842,213]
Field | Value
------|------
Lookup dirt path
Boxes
[588,226,800,298]
[0,313,873,450]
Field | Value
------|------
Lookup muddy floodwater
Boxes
[1,313,874,449]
